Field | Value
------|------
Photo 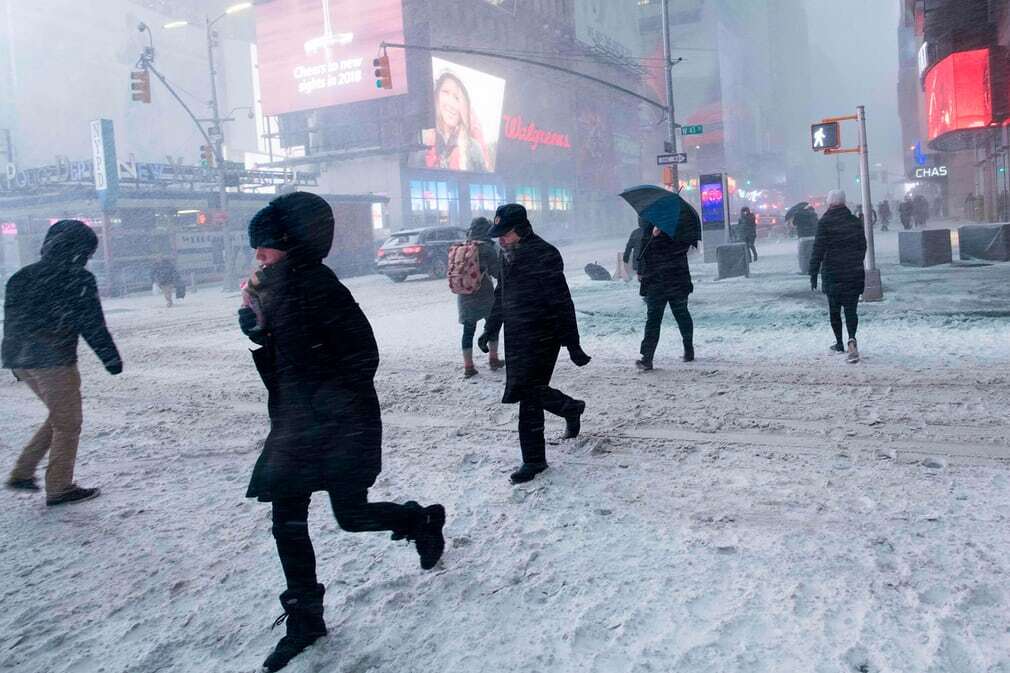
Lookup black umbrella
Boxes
[619,185,701,243]
[784,202,810,222]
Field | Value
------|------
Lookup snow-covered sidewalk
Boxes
[1,229,1008,673]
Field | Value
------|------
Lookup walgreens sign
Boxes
[502,114,571,151]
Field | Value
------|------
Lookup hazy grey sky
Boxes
[805,0,903,196]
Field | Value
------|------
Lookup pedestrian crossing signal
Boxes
[131,69,151,103]
[200,145,215,168]
[373,55,392,90]
[811,122,840,151]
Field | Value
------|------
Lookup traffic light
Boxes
[200,144,215,167]
[373,54,392,90]
[131,69,151,103]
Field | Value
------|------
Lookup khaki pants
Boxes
[10,366,83,496]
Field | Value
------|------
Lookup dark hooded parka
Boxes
[245,192,382,502]
[2,219,121,371]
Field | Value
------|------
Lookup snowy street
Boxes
[2,229,1009,673]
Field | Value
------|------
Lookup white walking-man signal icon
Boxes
[813,127,826,148]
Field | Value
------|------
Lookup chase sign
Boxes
[914,165,949,180]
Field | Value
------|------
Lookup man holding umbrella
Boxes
[478,204,590,485]
[619,186,701,370]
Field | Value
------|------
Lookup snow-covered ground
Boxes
[2,226,1010,673]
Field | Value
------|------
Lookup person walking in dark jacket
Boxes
[899,195,914,230]
[151,257,179,308]
[878,200,892,231]
[736,207,758,262]
[794,206,818,238]
[913,194,930,228]
[635,221,696,370]
[458,217,502,378]
[479,204,590,485]
[622,219,647,277]
[237,192,446,673]
[809,190,867,363]
[2,219,122,506]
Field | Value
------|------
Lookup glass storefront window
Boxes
[470,183,505,215]
[515,186,542,211]
[410,180,459,228]
[548,187,572,212]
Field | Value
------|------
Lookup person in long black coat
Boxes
[635,221,696,370]
[809,190,867,359]
[457,216,502,377]
[479,204,591,485]
[237,192,446,673]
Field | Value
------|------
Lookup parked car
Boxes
[375,226,466,282]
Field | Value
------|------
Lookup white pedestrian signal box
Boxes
[811,122,840,151]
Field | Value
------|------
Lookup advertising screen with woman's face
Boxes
[411,57,506,173]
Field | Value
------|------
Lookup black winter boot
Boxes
[263,584,327,672]
[510,462,549,484]
[563,400,586,439]
[398,502,446,570]
[682,339,695,362]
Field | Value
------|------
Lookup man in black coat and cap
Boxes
[809,190,867,362]
[478,204,590,485]
[237,192,446,672]
[3,219,122,506]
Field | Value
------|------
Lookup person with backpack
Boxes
[478,204,590,485]
[3,219,122,506]
[451,216,502,378]
[236,192,446,672]
[151,256,179,308]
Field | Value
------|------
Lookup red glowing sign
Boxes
[502,114,572,151]
[926,49,992,143]
[254,0,408,116]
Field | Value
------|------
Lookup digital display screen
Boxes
[700,174,725,225]
[926,49,992,143]
[410,57,506,173]
[254,0,408,115]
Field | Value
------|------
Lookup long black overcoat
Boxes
[809,205,867,299]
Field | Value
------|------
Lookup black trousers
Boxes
[517,385,581,464]
[271,490,411,592]
[827,294,859,343]
[744,237,757,262]
[640,295,693,362]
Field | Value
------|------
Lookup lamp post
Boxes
[163,2,252,290]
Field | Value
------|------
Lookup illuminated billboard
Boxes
[926,49,992,146]
[254,0,407,115]
[410,57,506,173]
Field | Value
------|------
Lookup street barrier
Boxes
[958,223,1010,262]
[797,237,815,274]
[899,229,952,267]
[715,243,749,280]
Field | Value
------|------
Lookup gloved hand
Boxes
[238,307,266,345]
[810,276,818,291]
[477,333,490,354]
[568,344,592,367]
[106,359,123,376]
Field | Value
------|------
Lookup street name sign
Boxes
[657,153,688,165]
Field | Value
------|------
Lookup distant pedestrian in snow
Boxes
[794,206,819,239]
[479,203,589,484]
[809,190,867,363]
[878,200,891,231]
[2,219,122,506]
[736,207,758,262]
[622,219,647,277]
[456,216,502,378]
[151,256,179,308]
[635,220,696,370]
[237,192,446,673]
[913,194,930,228]
[899,195,914,230]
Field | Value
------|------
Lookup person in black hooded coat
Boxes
[237,192,446,673]
[3,219,121,506]
[809,190,867,356]
[479,204,590,485]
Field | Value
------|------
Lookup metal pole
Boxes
[857,105,883,300]
[206,17,235,290]
[660,0,679,190]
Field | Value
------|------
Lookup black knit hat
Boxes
[488,203,532,237]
